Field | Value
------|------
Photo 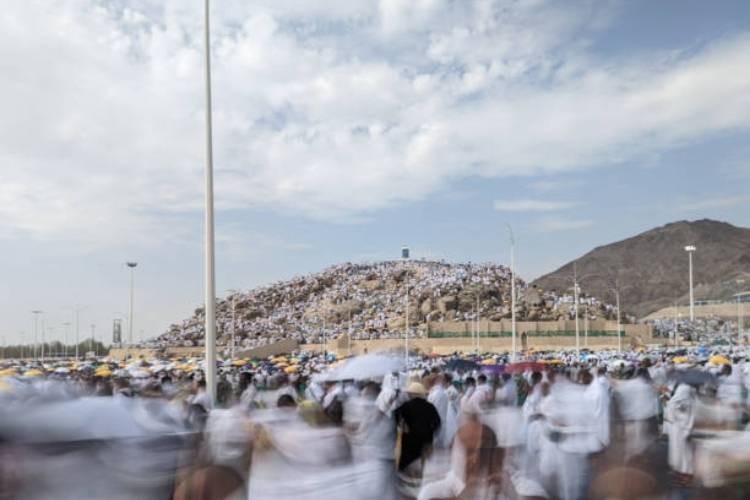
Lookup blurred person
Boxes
[665,383,697,476]
[344,381,397,500]
[427,374,453,448]
[460,377,476,411]
[395,382,441,473]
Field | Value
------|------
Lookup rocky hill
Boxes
[154,260,616,352]
[532,219,750,319]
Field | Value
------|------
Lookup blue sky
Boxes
[1,0,749,344]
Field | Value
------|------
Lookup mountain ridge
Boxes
[532,219,750,318]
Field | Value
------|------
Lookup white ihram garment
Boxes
[665,384,696,474]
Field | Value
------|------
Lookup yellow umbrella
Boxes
[23,369,44,378]
[232,359,247,367]
[285,366,299,374]
[95,367,113,377]
[481,358,496,365]
[710,355,731,366]
[0,368,17,377]
[672,356,689,364]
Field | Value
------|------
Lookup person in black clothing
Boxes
[394,382,441,472]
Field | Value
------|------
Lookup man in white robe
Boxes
[665,384,697,475]
[428,375,451,448]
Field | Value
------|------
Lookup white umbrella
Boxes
[328,353,405,381]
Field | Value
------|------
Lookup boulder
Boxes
[420,298,434,316]
[437,295,458,314]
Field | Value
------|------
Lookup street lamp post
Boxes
[615,289,622,352]
[584,302,589,348]
[62,322,70,358]
[31,310,43,362]
[203,0,218,403]
[405,285,409,363]
[126,262,138,360]
[507,224,517,362]
[573,264,581,359]
[685,246,696,321]
[231,292,237,360]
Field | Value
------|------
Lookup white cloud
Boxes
[537,218,594,232]
[493,199,579,212]
[1,1,749,248]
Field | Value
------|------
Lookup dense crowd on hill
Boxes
[650,315,743,343]
[150,261,617,353]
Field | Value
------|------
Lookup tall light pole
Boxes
[404,284,410,363]
[90,324,96,356]
[126,262,138,360]
[31,310,43,362]
[226,289,239,360]
[615,288,622,352]
[573,264,581,359]
[402,246,410,365]
[62,322,70,358]
[584,302,589,348]
[74,306,82,360]
[685,245,696,321]
[475,295,481,353]
[507,224,517,362]
[40,316,46,362]
[203,0,218,403]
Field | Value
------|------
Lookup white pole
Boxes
[737,295,742,344]
[673,302,678,347]
[476,296,480,353]
[573,266,581,358]
[40,316,46,362]
[129,266,135,346]
[507,224,517,362]
[231,293,237,360]
[405,285,409,364]
[75,308,80,360]
[203,0,217,403]
[686,247,695,321]
[584,302,589,348]
[63,322,69,359]
[32,310,42,362]
[616,289,622,352]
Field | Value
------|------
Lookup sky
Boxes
[1,0,749,345]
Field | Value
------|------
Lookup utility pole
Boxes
[31,310,43,362]
[573,264,581,360]
[685,245,696,321]
[203,0,218,403]
[673,302,678,347]
[62,322,70,358]
[615,289,622,352]
[405,284,409,364]
[584,302,589,348]
[507,224,517,362]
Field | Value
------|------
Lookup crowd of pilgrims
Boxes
[651,315,745,343]
[150,261,613,352]
[3,350,750,499]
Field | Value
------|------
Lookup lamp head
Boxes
[126,262,138,268]
[684,245,696,252]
